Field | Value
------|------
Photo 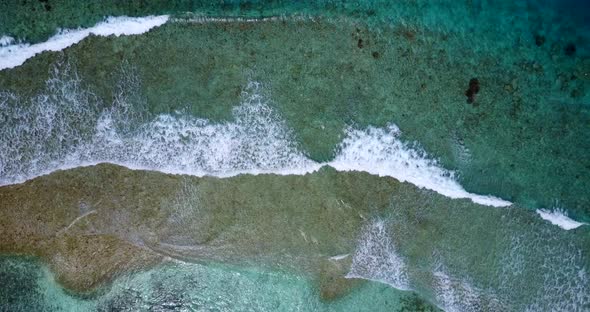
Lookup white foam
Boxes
[85,91,321,177]
[0,15,169,71]
[0,67,512,208]
[330,126,512,207]
[0,36,14,46]
[0,75,320,185]
[329,254,349,261]
[175,15,303,24]
[432,266,497,312]
[536,209,586,230]
[345,219,410,290]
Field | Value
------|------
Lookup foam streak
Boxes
[0,15,169,70]
[536,209,586,230]
[0,70,540,212]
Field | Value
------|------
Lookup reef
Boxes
[2,17,586,219]
[465,77,480,104]
[1,164,588,310]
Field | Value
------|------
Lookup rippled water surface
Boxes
[1,1,589,311]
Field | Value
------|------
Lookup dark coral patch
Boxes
[565,43,576,56]
[465,78,480,104]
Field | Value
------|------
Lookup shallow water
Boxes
[1,255,441,312]
[2,11,589,218]
[1,1,589,311]
[1,164,589,311]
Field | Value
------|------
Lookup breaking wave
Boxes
[0,64,511,209]
[0,15,169,71]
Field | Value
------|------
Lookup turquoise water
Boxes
[1,1,589,311]
[0,256,437,312]
[1,164,588,311]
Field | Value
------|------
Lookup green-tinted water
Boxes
[0,255,439,312]
[1,164,589,310]
[2,14,588,217]
[1,1,589,311]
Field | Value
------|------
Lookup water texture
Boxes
[1,1,589,311]
[1,12,588,218]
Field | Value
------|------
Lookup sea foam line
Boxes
[3,76,586,229]
[329,125,511,207]
[0,73,511,210]
[346,219,410,291]
[536,209,586,230]
[173,15,313,24]
[0,15,169,71]
[0,115,510,207]
[0,69,543,214]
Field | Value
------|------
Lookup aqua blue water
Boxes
[0,1,589,311]
[1,255,437,312]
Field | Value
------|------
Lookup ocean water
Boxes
[0,1,589,311]
[0,255,437,312]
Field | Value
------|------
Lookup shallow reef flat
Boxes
[1,164,588,310]
[0,255,442,312]
[1,15,588,220]
[1,2,589,310]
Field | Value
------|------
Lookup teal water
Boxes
[1,164,588,311]
[1,1,589,311]
[1,5,589,217]
[0,256,438,312]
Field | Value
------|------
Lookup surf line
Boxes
[0,15,169,71]
[536,209,586,230]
